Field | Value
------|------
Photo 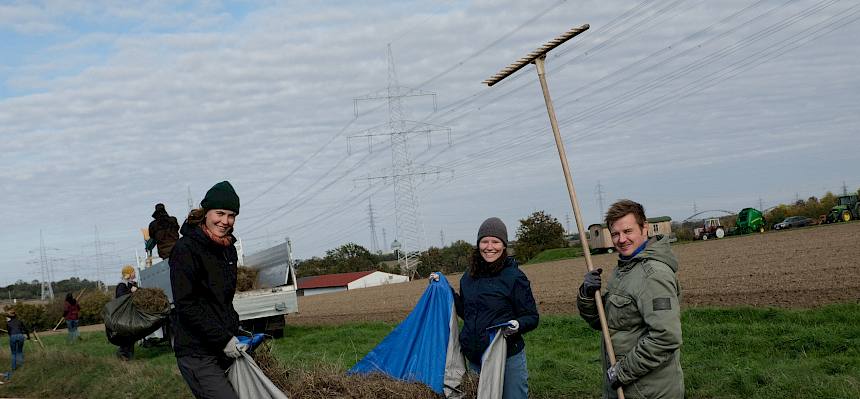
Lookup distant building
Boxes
[587,216,674,253]
[297,270,409,296]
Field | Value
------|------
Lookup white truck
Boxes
[137,238,299,338]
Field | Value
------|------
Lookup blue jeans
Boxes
[469,349,529,399]
[66,319,80,343]
[9,334,25,371]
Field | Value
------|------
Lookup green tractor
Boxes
[826,195,860,223]
[735,207,766,234]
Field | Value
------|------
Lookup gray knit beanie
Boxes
[477,217,508,246]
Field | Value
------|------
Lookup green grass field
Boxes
[527,247,584,264]
[0,304,857,398]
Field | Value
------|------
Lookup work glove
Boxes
[580,268,603,298]
[502,320,520,336]
[429,272,440,282]
[607,363,622,389]
[222,336,247,359]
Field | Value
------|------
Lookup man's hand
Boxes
[580,268,603,297]
[502,320,520,336]
[607,363,622,389]
[222,336,246,359]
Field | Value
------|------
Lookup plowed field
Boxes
[291,222,860,325]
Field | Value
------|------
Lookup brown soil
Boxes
[290,222,860,326]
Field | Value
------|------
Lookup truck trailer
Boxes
[137,238,299,338]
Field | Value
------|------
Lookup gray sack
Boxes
[227,351,289,399]
[477,331,507,399]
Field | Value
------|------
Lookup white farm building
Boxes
[297,270,409,296]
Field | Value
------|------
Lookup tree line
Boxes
[294,210,568,279]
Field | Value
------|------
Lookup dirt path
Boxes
[289,222,860,326]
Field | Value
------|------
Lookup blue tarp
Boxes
[350,273,455,393]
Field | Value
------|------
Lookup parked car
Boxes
[773,216,814,230]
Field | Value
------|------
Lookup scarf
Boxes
[202,223,233,247]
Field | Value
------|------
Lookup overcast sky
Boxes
[2,0,858,286]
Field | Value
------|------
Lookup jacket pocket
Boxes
[606,294,638,330]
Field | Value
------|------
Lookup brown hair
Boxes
[186,208,206,226]
[605,199,646,228]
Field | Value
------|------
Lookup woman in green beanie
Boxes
[169,181,246,399]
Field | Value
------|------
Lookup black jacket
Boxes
[6,317,29,338]
[455,257,539,365]
[149,208,180,259]
[169,222,239,357]
[115,280,138,298]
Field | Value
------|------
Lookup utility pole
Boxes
[595,181,606,221]
[440,229,445,247]
[693,201,698,216]
[349,44,452,279]
[368,198,381,254]
[187,185,195,214]
[94,225,104,293]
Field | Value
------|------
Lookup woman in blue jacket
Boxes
[435,217,539,399]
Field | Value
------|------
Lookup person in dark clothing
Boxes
[115,265,139,360]
[4,308,30,378]
[432,217,539,399]
[147,203,180,259]
[63,292,81,343]
[170,181,245,399]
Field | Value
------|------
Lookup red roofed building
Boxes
[297,270,409,296]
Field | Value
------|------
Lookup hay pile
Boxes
[237,266,260,292]
[132,287,170,313]
[249,341,478,398]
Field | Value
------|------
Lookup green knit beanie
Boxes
[201,181,240,214]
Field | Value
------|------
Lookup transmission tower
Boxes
[187,185,195,214]
[842,181,849,196]
[440,229,445,247]
[94,225,105,292]
[350,44,452,279]
[595,181,606,221]
[382,228,388,253]
[37,230,55,300]
[368,198,381,254]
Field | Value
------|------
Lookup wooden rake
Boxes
[483,24,626,399]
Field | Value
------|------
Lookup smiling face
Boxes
[609,213,649,257]
[479,236,505,263]
[205,209,236,238]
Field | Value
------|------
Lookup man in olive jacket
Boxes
[577,199,684,399]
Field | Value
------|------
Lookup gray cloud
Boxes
[1,0,858,285]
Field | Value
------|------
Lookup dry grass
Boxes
[251,341,479,399]
[131,287,170,313]
[237,266,260,292]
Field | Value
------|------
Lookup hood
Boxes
[152,207,169,219]
[616,234,678,273]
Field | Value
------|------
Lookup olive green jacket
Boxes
[577,235,684,399]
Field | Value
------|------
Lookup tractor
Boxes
[693,218,726,240]
[826,195,860,223]
[734,207,766,234]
